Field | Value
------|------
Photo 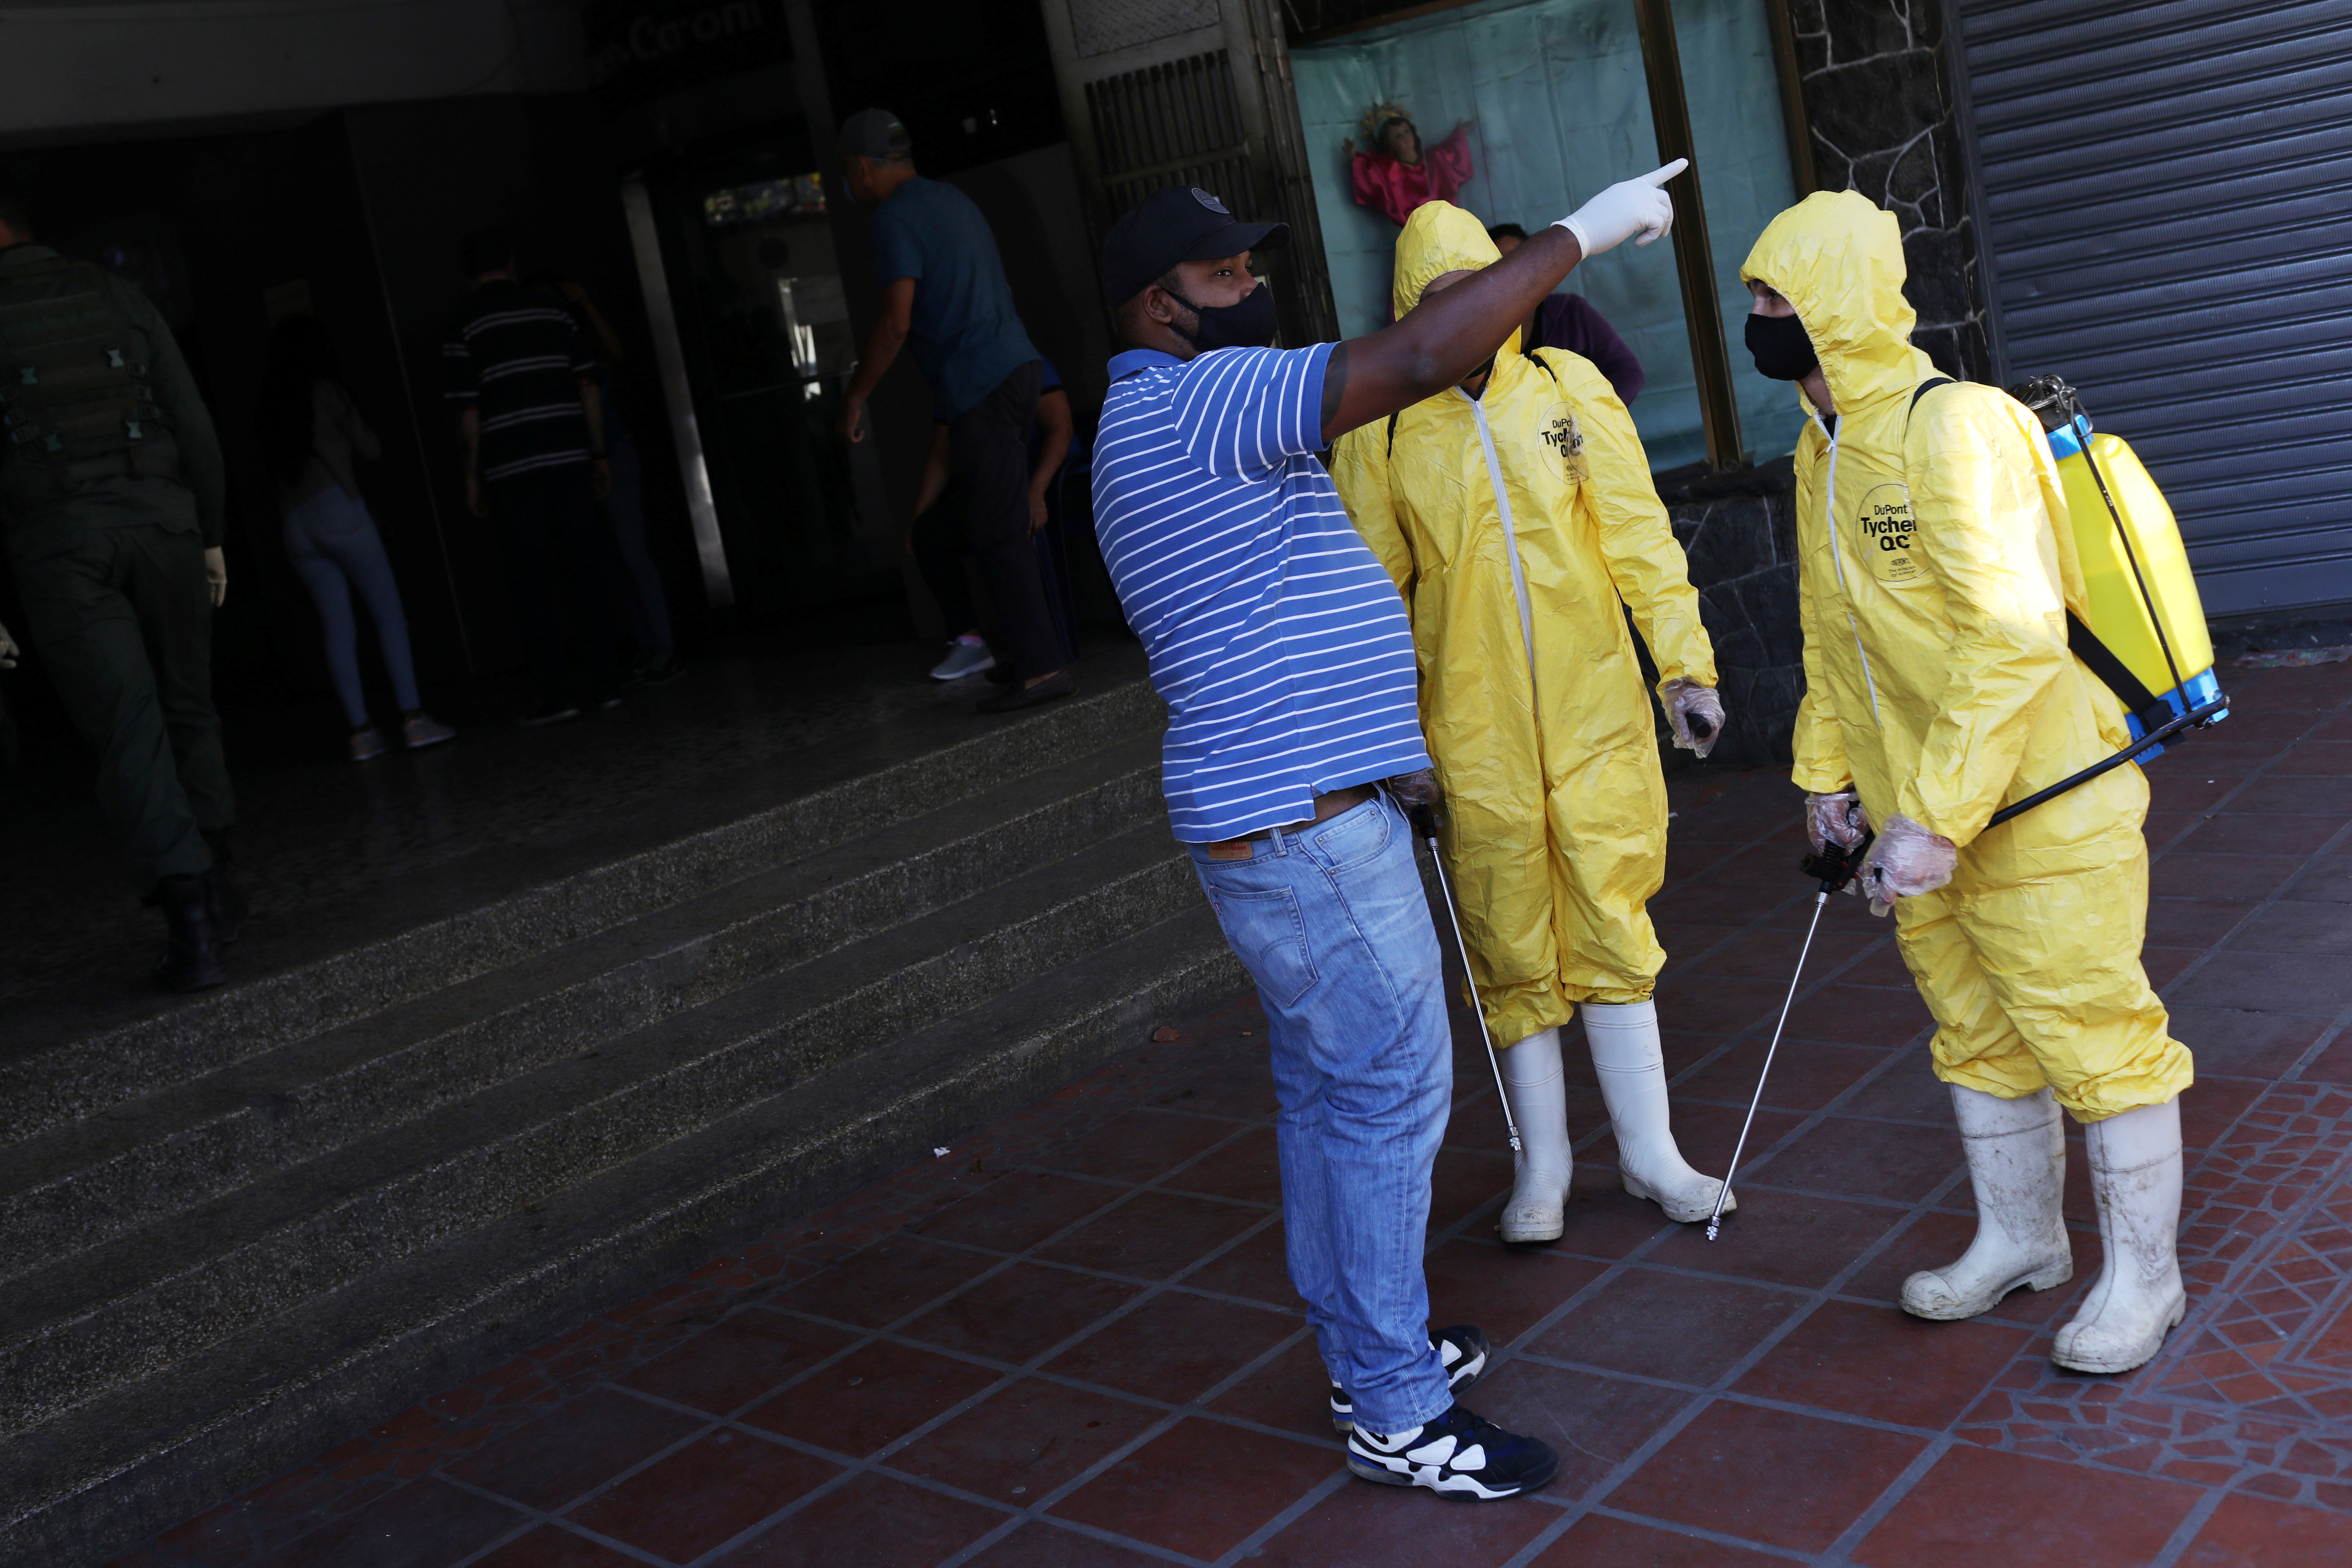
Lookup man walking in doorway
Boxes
[834,107,1071,714]
[446,225,627,727]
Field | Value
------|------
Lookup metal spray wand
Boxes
[1706,827,1873,1241]
[1408,803,1521,1156]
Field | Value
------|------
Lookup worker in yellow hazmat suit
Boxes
[1740,190,2194,1374]
[1331,202,1729,1242]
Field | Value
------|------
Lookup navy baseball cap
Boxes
[838,107,912,161]
[1100,186,1288,309]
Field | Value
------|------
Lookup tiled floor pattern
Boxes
[109,661,2352,1568]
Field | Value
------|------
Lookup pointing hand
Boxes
[1558,158,1687,257]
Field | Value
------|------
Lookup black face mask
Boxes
[1745,310,1818,381]
[1169,280,1279,352]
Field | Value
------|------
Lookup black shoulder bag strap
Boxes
[1907,375,1955,414]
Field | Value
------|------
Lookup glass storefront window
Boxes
[1675,0,1804,463]
[1293,0,1801,471]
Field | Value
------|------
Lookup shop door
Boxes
[1043,0,1339,346]
[1953,0,2352,617]
[645,138,898,623]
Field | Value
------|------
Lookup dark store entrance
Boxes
[633,126,904,630]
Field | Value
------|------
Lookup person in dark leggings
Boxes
[257,315,456,760]
[908,359,1082,677]
[833,105,1072,713]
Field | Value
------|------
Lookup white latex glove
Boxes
[1804,789,1867,853]
[1556,159,1686,257]
[0,620,19,670]
[1660,677,1725,759]
[203,546,227,608]
[1859,812,1957,917]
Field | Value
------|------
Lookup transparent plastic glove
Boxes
[1804,789,1866,853]
[1660,678,1725,759]
[1859,812,1957,917]
[1382,767,1441,808]
[0,620,19,670]
[1556,158,1686,256]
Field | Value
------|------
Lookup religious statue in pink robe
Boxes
[1347,106,1474,228]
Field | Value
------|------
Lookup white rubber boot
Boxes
[2053,1096,2187,1374]
[1497,1027,1572,1243]
[1901,1086,2073,1320]
[1582,1001,1730,1224]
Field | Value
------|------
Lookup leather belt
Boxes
[1204,784,1378,860]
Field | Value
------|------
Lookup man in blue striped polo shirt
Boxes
[1091,168,1684,1501]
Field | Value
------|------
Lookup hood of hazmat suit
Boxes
[1741,191,2189,1121]
[1331,202,1715,1048]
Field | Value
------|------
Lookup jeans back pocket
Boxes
[1200,881,1319,1009]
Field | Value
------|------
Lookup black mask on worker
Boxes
[1745,311,1818,381]
[1169,280,1279,352]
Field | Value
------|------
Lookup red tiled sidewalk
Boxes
[110,662,2352,1568]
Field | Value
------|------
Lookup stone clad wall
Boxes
[1787,0,1991,381]
[1662,464,1804,769]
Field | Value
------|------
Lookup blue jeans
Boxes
[1188,792,1452,1432]
[283,485,420,727]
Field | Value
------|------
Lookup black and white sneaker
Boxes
[1347,1402,1559,1500]
[1329,1324,1492,1433]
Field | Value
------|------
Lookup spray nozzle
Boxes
[1799,828,1875,895]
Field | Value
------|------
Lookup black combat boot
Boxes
[202,828,248,945]
[151,872,229,992]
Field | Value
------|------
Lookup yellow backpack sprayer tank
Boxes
[2008,375,2226,759]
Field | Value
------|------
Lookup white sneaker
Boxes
[402,713,456,749]
[349,726,389,762]
[1583,1001,1731,1224]
[2053,1096,2187,1374]
[1498,1027,1572,1242]
[1901,1086,2072,1321]
[930,638,996,680]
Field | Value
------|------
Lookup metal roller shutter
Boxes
[1953,0,2352,617]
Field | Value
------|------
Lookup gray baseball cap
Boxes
[837,108,912,162]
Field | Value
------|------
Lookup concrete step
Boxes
[0,674,1166,1147]
[0,904,1245,1568]
[0,735,1167,1280]
[0,816,1199,1433]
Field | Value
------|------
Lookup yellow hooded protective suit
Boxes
[1331,203,1716,1048]
[1740,191,2191,1122]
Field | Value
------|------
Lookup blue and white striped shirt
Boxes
[1092,345,1431,843]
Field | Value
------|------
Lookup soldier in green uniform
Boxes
[0,195,240,990]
